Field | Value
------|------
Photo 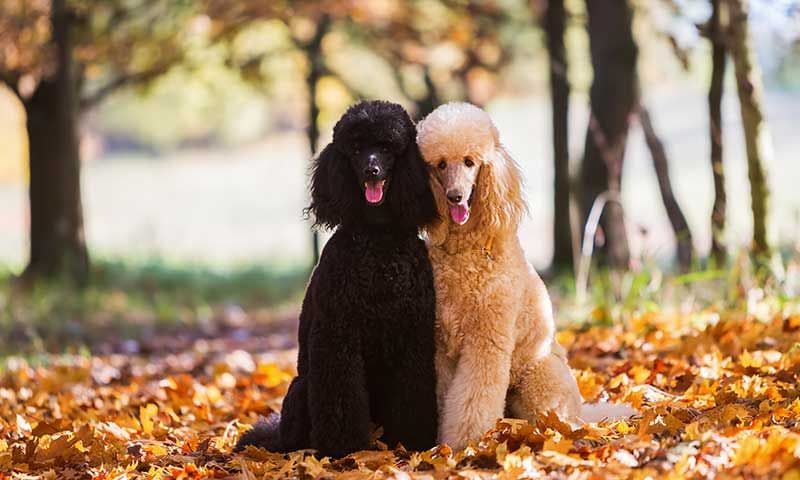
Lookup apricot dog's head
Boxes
[416,102,526,245]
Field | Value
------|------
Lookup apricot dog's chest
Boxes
[430,251,502,357]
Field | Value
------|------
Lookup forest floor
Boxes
[1,262,800,479]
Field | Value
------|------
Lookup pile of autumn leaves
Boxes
[2,304,800,479]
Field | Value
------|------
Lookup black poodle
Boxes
[236,100,439,458]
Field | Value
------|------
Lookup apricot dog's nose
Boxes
[446,190,463,204]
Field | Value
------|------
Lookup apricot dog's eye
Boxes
[437,160,447,170]
[464,156,474,167]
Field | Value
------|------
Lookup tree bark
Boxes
[544,0,573,272]
[22,0,89,285]
[304,16,330,267]
[708,0,728,266]
[639,106,693,271]
[581,0,637,269]
[726,0,771,256]
[416,66,440,119]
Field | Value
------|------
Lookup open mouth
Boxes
[364,180,387,204]
[448,188,475,225]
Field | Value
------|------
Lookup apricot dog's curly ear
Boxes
[307,143,359,229]
[476,145,527,234]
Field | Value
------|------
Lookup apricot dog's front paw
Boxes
[440,413,493,450]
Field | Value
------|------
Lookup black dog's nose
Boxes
[446,191,463,204]
[364,165,380,177]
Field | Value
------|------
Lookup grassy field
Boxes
[0,259,308,356]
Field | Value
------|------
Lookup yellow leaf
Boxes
[615,421,635,435]
[740,350,761,368]
[684,421,703,441]
[609,373,629,389]
[629,365,651,384]
[140,403,158,435]
[348,450,395,470]
[144,443,168,456]
[299,454,329,477]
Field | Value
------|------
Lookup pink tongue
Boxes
[449,204,470,225]
[365,182,384,204]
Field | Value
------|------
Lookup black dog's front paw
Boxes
[235,412,282,452]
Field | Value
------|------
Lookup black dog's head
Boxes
[308,100,437,230]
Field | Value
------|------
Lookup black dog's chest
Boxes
[312,229,433,366]
[344,236,426,355]
[342,232,413,287]
[356,253,414,299]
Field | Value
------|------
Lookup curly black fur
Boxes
[235,413,281,452]
[236,101,439,458]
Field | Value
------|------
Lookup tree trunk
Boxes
[708,0,728,267]
[305,16,330,267]
[708,0,728,266]
[416,66,440,119]
[581,0,637,269]
[22,0,89,285]
[639,107,693,271]
[544,0,574,272]
[726,0,771,256]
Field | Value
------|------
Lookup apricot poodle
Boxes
[416,102,582,449]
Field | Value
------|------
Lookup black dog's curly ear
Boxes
[307,143,359,229]
[388,139,438,228]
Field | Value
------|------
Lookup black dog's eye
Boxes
[437,160,447,170]
[464,156,474,167]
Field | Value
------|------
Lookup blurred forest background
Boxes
[0,0,799,350]
[4,2,800,478]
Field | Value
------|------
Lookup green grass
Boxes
[549,249,800,329]
[91,258,308,307]
[0,258,309,356]
[1,249,797,357]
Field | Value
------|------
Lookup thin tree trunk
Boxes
[416,66,440,119]
[22,0,89,285]
[581,0,637,270]
[389,64,439,119]
[544,0,573,272]
[639,107,693,271]
[726,0,771,256]
[709,0,728,266]
[305,16,330,267]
